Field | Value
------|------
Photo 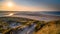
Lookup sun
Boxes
[7,1,13,8]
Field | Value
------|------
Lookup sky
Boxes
[0,0,60,11]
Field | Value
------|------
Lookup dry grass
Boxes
[36,21,60,34]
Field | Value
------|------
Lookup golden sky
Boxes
[0,0,60,11]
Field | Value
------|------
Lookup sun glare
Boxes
[8,13,14,16]
[5,13,14,16]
